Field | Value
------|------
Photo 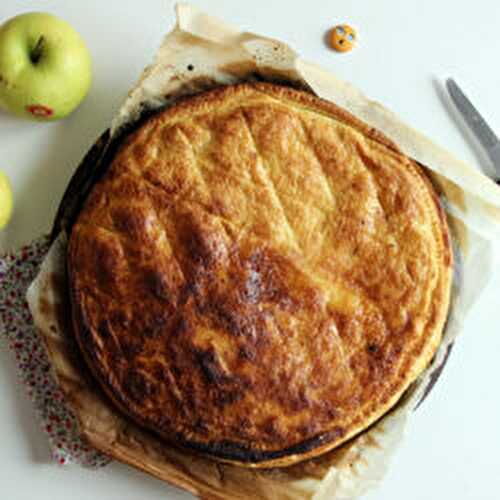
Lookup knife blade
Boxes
[446,78,500,179]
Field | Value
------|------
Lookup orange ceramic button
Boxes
[329,24,357,52]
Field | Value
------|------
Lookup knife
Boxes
[446,78,500,181]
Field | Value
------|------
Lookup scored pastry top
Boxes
[67,83,452,467]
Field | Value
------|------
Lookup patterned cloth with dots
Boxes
[0,236,109,468]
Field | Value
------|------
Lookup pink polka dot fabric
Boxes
[0,236,110,467]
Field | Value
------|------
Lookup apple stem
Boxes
[30,36,45,64]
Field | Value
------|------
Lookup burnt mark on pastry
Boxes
[295,423,315,439]
[209,300,261,340]
[109,309,131,329]
[185,230,216,267]
[120,340,144,361]
[244,248,303,312]
[143,269,170,301]
[214,389,245,408]
[142,313,170,339]
[171,425,347,464]
[238,345,256,361]
[152,362,167,381]
[111,205,149,238]
[195,347,232,386]
[258,417,284,443]
[97,319,113,339]
[283,387,311,413]
[194,347,250,403]
[123,368,155,402]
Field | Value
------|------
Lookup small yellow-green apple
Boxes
[0,170,13,229]
[0,12,92,120]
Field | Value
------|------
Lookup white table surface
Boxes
[1,1,499,499]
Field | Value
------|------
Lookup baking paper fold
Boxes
[26,4,500,499]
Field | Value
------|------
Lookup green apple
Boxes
[0,12,92,121]
[0,170,13,229]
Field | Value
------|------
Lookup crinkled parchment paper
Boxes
[26,4,500,499]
